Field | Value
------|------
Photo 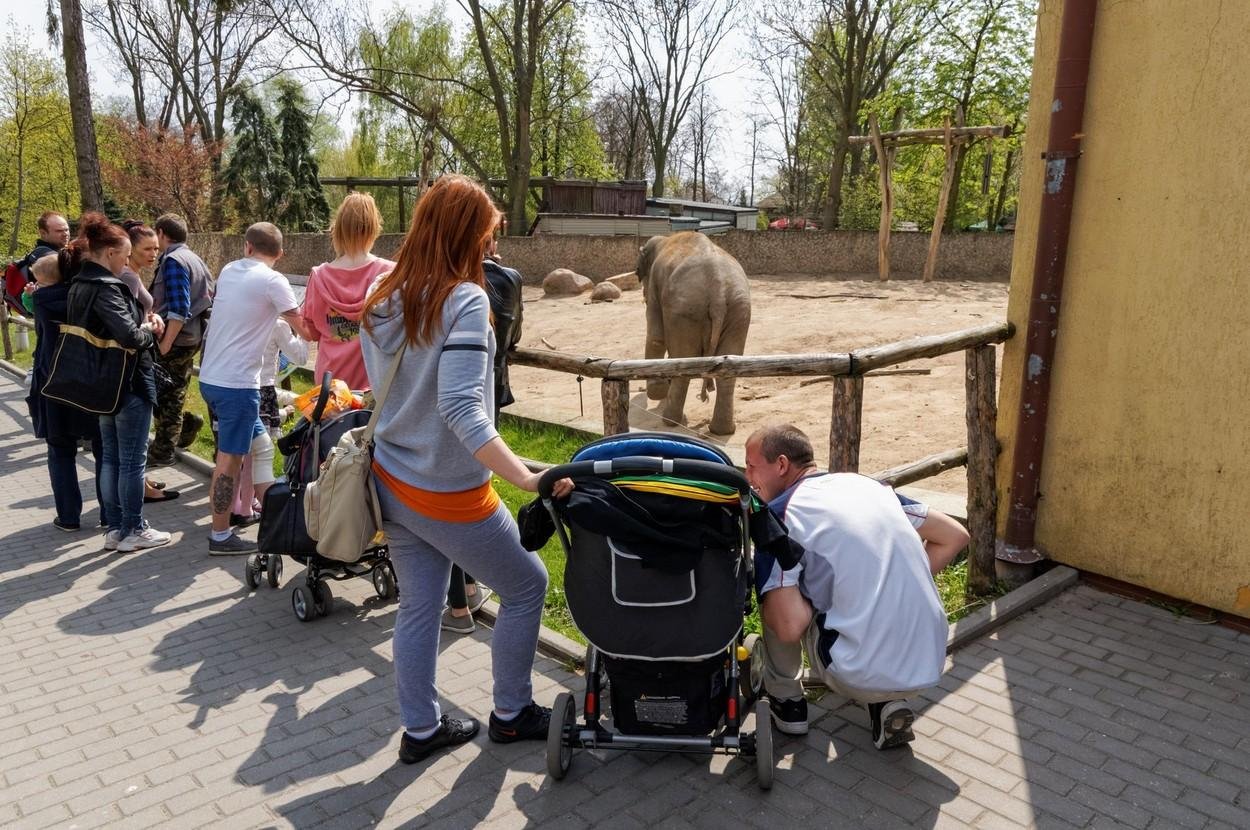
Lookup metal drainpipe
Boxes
[998,0,1099,571]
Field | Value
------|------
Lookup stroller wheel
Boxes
[754,700,775,790]
[243,555,262,590]
[372,562,397,600]
[266,554,283,589]
[292,584,316,622]
[313,580,333,617]
[547,692,576,780]
[739,634,763,705]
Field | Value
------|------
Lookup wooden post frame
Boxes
[0,304,12,362]
[600,379,630,435]
[964,344,999,595]
[924,112,961,283]
[870,113,896,282]
[829,375,864,473]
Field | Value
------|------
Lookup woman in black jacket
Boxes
[64,214,171,553]
[25,254,105,531]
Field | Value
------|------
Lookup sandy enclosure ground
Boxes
[506,275,1010,497]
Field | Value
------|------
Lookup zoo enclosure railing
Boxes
[511,320,1014,594]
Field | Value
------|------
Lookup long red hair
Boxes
[363,174,501,346]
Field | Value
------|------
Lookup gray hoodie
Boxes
[360,280,499,493]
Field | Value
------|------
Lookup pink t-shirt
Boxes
[301,257,395,389]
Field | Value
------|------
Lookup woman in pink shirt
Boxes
[302,193,395,390]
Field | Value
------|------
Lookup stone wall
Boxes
[188,228,1013,284]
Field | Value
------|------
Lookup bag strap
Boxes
[361,341,408,446]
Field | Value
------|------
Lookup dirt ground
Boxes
[506,275,1010,497]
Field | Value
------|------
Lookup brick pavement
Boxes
[2,370,1249,828]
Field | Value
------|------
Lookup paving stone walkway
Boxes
[1,371,1248,829]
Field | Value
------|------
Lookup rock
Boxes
[590,282,622,303]
[543,268,593,297]
[605,271,640,291]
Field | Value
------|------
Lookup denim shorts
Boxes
[200,382,264,455]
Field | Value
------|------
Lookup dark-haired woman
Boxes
[360,175,573,764]
[25,253,105,532]
[66,214,171,553]
[120,220,180,505]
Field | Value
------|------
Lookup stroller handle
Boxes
[310,371,334,422]
[538,456,752,499]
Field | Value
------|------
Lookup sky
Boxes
[6,2,768,198]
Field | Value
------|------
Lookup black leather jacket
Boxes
[67,262,157,404]
[484,258,524,414]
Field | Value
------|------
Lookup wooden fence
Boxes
[513,320,1013,594]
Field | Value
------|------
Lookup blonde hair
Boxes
[331,192,384,256]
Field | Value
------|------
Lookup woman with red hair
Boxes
[361,175,572,764]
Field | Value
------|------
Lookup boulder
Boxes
[543,268,593,297]
[590,282,623,303]
[605,270,640,291]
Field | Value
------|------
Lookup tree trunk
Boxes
[822,136,849,229]
[59,0,104,213]
[7,139,24,258]
[651,145,668,197]
[942,142,968,233]
[992,146,1016,228]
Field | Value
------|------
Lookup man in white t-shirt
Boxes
[198,223,313,554]
[745,424,970,749]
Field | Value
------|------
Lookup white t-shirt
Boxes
[762,473,947,694]
[198,258,298,389]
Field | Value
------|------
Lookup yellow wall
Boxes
[998,0,1250,614]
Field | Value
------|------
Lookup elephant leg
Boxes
[645,302,669,401]
[709,308,750,435]
[661,378,692,428]
[659,317,704,428]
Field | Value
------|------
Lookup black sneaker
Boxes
[208,532,257,555]
[53,518,81,532]
[178,412,204,449]
[488,702,552,743]
[229,511,261,528]
[768,695,809,736]
[868,700,915,749]
[398,716,480,764]
[147,451,177,469]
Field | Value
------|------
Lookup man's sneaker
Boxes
[147,451,177,469]
[441,607,476,635]
[177,412,204,449]
[103,529,123,551]
[208,532,257,555]
[53,518,80,532]
[869,700,915,749]
[466,586,493,614]
[118,527,172,552]
[229,511,262,528]
[768,695,809,736]
[398,716,480,764]
[488,702,551,743]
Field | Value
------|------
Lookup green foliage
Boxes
[222,90,288,226]
[274,80,331,232]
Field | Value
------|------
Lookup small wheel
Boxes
[243,554,261,589]
[739,634,763,705]
[292,585,316,622]
[266,554,283,589]
[754,700,774,790]
[372,563,396,599]
[547,692,576,780]
[313,580,333,617]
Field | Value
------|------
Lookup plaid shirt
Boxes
[158,250,192,320]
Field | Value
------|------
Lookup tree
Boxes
[594,83,650,180]
[222,90,287,225]
[99,118,216,230]
[274,80,330,231]
[0,31,77,256]
[765,0,934,228]
[682,87,722,202]
[598,0,740,197]
[50,0,105,212]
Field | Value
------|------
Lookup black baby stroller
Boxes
[243,373,397,621]
[537,432,781,789]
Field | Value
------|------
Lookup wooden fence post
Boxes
[0,304,12,362]
[965,344,999,595]
[829,375,863,472]
[601,379,630,435]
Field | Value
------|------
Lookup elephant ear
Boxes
[636,236,661,283]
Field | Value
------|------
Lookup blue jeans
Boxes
[99,392,153,537]
[46,435,104,527]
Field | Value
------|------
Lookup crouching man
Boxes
[744,424,969,749]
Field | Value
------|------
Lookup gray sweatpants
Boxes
[377,482,549,732]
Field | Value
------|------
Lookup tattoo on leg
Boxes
[212,474,235,514]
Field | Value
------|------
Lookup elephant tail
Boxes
[700,291,729,402]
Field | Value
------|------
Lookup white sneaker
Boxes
[118,527,172,552]
[103,529,123,551]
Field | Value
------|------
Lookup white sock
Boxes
[210,529,232,542]
[406,723,439,740]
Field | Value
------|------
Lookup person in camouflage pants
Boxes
[148,345,199,463]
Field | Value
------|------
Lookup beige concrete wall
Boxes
[188,228,1012,283]
[997,0,1250,614]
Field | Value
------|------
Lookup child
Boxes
[260,318,308,440]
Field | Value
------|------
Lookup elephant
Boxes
[636,231,752,435]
